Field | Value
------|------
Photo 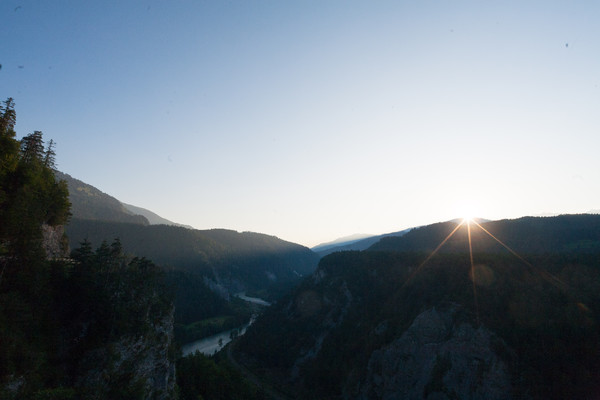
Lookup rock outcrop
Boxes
[41,223,69,259]
[359,304,514,400]
[76,309,176,400]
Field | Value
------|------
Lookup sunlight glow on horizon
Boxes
[397,217,582,327]
[2,1,600,247]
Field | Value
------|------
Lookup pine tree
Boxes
[20,130,45,164]
[43,139,56,169]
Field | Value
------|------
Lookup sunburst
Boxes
[402,215,572,326]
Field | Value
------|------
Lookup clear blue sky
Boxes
[3,1,599,247]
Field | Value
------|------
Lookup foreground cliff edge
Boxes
[0,100,176,399]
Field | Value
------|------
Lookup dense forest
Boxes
[0,99,176,399]
[48,165,321,348]
[237,217,600,399]
[54,171,150,226]
[165,270,254,344]
[176,351,266,400]
[64,217,319,345]
[65,219,318,300]
[370,215,600,254]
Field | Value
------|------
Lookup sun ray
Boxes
[399,217,579,325]
[418,220,465,269]
[470,219,569,292]
[400,219,465,290]
[467,220,480,324]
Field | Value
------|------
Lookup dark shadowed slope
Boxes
[122,202,193,228]
[237,215,600,399]
[55,171,149,225]
[57,170,191,228]
[66,218,319,301]
[58,171,319,301]
[370,214,600,255]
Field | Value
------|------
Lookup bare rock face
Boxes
[76,309,176,400]
[41,223,69,259]
[359,305,513,400]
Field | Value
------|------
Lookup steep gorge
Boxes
[236,217,600,399]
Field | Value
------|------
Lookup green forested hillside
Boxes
[370,215,600,254]
[177,351,266,400]
[122,202,193,228]
[55,170,149,225]
[66,218,319,301]
[238,216,600,399]
[0,99,175,399]
[57,163,319,344]
[66,217,319,346]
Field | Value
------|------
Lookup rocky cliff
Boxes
[238,242,600,399]
[76,308,176,400]
[41,223,69,259]
[359,304,514,400]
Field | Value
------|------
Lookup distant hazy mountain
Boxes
[121,202,193,228]
[56,170,193,229]
[56,171,149,225]
[313,228,413,257]
[312,234,374,252]
[238,214,600,399]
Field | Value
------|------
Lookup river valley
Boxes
[181,293,269,356]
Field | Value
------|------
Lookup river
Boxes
[181,316,256,356]
[181,293,270,356]
[234,292,272,306]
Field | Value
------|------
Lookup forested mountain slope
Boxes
[237,215,600,399]
[370,214,600,254]
[1,99,175,399]
[57,170,194,228]
[122,202,193,228]
[55,170,149,225]
[60,170,318,349]
[66,218,319,301]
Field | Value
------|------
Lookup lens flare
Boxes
[467,219,480,324]
[401,216,576,327]
[400,220,465,290]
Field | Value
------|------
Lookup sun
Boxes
[455,203,480,224]
[403,204,571,326]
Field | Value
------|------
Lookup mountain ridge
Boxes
[57,170,194,228]
[312,233,375,252]
[121,202,194,229]
[66,218,319,301]
[56,170,319,348]
[237,214,600,399]
[314,228,414,257]
[369,214,600,254]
